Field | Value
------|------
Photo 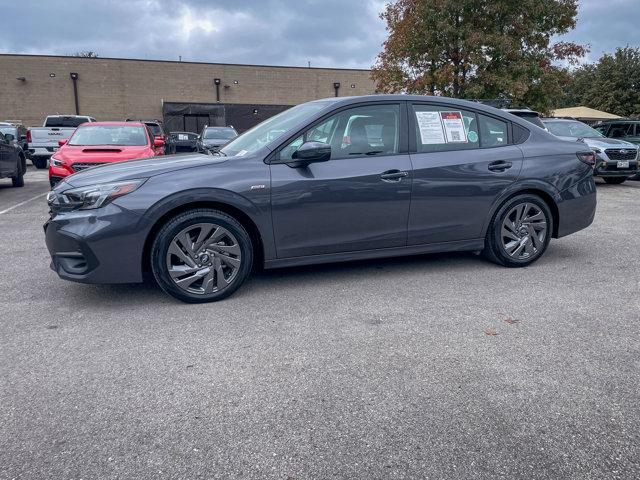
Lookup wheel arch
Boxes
[482,185,561,239]
[141,200,265,275]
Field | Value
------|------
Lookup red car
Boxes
[49,121,165,187]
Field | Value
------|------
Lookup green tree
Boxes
[372,0,586,113]
[561,47,640,116]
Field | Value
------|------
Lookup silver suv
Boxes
[542,118,639,184]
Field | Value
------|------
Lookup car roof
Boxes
[541,118,582,123]
[597,119,640,123]
[312,94,534,120]
[80,121,144,126]
[503,108,540,115]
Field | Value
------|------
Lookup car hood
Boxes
[555,136,638,149]
[62,153,229,188]
[55,145,152,163]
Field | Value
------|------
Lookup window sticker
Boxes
[415,111,446,144]
[468,130,478,143]
[440,111,468,143]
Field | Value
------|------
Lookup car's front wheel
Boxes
[603,176,627,185]
[483,194,552,267]
[11,156,25,187]
[151,209,253,303]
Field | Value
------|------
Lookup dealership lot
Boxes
[1,168,639,478]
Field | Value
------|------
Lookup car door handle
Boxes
[488,161,512,172]
[380,170,409,181]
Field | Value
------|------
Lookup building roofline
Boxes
[0,53,372,73]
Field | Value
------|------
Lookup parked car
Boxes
[48,122,165,188]
[593,119,640,144]
[45,95,597,303]
[197,126,238,153]
[542,118,639,184]
[126,119,166,154]
[502,109,547,130]
[28,115,96,169]
[0,131,26,187]
[166,131,199,154]
[593,119,640,180]
[0,121,29,155]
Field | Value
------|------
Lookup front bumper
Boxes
[593,157,638,178]
[44,203,147,284]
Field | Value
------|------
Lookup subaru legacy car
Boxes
[49,122,165,187]
[45,95,597,303]
[542,118,639,184]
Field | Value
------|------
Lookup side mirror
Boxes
[58,139,67,147]
[4,133,15,142]
[154,137,165,147]
[289,141,331,167]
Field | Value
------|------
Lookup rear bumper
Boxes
[29,147,55,158]
[556,175,597,238]
[44,204,147,284]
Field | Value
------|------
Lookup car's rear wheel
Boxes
[603,176,627,185]
[151,209,253,303]
[483,194,552,267]
[32,157,48,169]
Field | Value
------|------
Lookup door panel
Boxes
[270,155,412,258]
[408,147,523,245]
[407,103,523,245]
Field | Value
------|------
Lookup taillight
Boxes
[26,130,32,143]
[577,151,596,167]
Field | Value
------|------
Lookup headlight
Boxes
[49,179,146,210]
[50,155,64,167]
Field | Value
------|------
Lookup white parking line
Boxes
[0,192,48,215]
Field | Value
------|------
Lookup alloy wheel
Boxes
[500,202,548,260]
[165,223,242,295]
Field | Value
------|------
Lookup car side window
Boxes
[278,104,400,161]
[609,123,633,138]
[478,114,508,147]
[412,104,479,153]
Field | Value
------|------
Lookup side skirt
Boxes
[264,238,485,270]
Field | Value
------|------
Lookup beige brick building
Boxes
[0,54,376,131]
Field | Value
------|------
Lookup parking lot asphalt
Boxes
[1,166,639,479]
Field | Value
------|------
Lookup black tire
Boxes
[11,156,25,187]
[483,194,553,268]
[603,177,627,185]
[150,209,253,303]
[32,157,48,169]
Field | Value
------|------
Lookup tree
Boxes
[73,51,99,58]
[371,0,586,113]
[560,47,640,116]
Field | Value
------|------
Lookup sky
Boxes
[0,0,638,69]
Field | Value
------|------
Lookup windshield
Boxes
[545,121,604,138]
[203,128,237,140]
[68,125,148,146]
[220,101,336,156]
[45,116,90,128]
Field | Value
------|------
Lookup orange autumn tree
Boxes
[372,0,586,113]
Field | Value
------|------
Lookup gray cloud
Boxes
[1,0,637,69]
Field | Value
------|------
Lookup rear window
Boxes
[68,126,148,146]
[513,113,546,129]
[45,116,90,128]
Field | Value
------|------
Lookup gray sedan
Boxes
[45,95,597,303]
